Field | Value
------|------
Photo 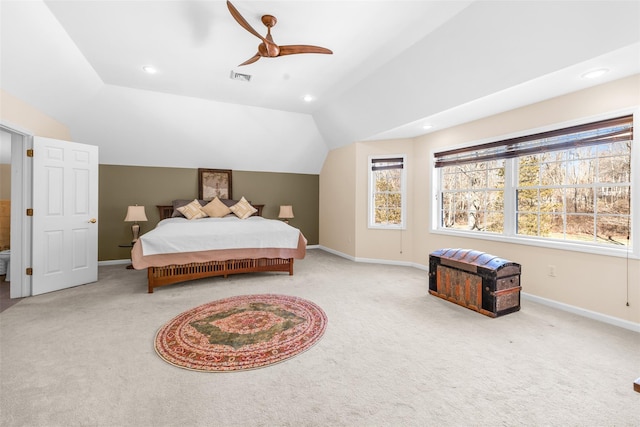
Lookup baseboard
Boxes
[521,292,640,333]
[98,259,130,267]
[317,246,428,271]
[318,246,356,261]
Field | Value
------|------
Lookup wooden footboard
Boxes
[147,257,294,293]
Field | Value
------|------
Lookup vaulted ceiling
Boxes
[1,1,639,174]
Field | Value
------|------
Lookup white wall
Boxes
[0,131,10,164]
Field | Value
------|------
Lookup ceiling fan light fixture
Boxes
[303,94,315,102]
[142,65,157,74]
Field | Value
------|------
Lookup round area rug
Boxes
[154,294,328,372]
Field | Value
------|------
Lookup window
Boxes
[369,155,406,229]
[434,114,635,255]
[440,159,505,233]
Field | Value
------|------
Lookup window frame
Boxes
[430,110,639,259]
[368,154,407,230]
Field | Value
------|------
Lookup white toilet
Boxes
[0,250,10,282]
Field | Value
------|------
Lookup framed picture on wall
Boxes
[198,169,232,200]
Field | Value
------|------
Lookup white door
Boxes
[32,137,98,295]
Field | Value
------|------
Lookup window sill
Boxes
[430,227,638,259]
[368,224,406,231]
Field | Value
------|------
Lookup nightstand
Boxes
[119,243,134,269]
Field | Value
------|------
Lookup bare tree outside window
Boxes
[516,142,630,245]
[440,160,505,233]
[369,156,406,228]
[435,115,633,250]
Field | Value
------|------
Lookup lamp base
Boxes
[131,223,140,244]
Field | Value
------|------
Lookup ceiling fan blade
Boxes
[226,1,268,43]
[278,45,333,56]
[238,53,261,67]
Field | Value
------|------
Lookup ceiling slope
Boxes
[69,84,328,173]
[0,0,103,123]
[314,1,640,148]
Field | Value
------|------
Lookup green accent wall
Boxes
[99,165,319,261]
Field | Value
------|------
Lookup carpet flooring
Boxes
[0,277,21,313]
[0,249,638,426]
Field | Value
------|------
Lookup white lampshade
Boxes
[278,205,294,219]
[124,205,148,222]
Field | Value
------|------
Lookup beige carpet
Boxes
[0,278,22,313]
[0,249,638,426]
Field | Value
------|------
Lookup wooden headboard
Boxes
[157,202,264,221]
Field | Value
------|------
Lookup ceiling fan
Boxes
[226,0,333,66]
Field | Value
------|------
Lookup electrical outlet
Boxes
[548,265,556,277]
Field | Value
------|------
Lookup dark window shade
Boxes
[371,157,404,171]
[434,115,633,168]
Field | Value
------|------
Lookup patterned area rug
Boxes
[154,294,328,372]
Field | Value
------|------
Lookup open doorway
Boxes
[0,131,17,311]
[0,124,32,300]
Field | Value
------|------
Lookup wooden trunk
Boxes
[428,248,521,317]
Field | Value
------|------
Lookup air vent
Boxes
[229,70,252,82]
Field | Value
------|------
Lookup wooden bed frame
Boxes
[145,204,294,293]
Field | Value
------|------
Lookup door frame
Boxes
[1,121,33,298]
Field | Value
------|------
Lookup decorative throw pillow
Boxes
[200,197,232,218]
[229,196,257,219]
[177,199,207,220]
[171,199,207,218]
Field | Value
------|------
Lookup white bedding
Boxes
[139,216,301,256]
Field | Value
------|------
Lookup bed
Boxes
[131,198,306,293]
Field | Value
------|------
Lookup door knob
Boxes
[88,218,97,223]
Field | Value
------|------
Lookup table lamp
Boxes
[278,205,294,224]
[124,205,148,243]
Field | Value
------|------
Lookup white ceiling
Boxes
[1,1,639,174]
[43,0,471,114]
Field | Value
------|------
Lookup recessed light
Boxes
[422,124,433,130]
[581,68,609,79]
[303,94,315,103]
[142,65,157,74]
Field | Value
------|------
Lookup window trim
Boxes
[368,154,407,230]
[430,109,639,259]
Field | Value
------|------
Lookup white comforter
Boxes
[139,216,301,256]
